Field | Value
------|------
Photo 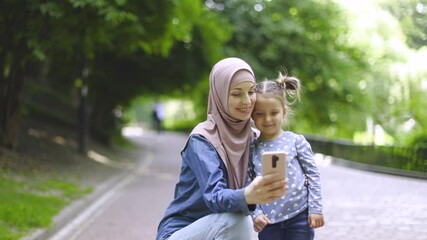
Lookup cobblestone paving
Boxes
[314,155,427,240]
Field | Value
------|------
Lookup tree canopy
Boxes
[1,0,426,149]
[0,0,229,147]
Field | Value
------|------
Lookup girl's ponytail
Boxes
[275,72,301,104]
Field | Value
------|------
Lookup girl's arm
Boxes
[296,135,323,215]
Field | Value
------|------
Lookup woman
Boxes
[156,57,287,240]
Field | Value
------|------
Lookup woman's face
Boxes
[228,81,256,121]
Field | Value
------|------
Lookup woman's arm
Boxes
[184,135,251,214]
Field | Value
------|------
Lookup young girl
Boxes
[156,58,288,240]
[250,72,324,239]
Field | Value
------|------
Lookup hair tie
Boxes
[276,81,286,90]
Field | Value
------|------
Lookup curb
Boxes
[318,154,427,179]
[23,137,155,240]
[23,169,131,240]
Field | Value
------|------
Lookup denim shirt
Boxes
[156,134,252,240]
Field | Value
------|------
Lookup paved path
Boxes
[49,130,427,240]
[315,156,427,240]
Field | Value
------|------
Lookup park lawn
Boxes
[0,171,92,240]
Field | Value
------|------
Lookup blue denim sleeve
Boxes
[185,135,252,215]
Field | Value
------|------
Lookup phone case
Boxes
[261,151,286,179]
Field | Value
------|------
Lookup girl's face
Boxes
[252,94,285,141]
[228,81,256,121]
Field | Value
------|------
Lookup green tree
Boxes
[82,1,229,143]
[376,0,427,145]
[1,0,230,148]
[342,0,427,145]
[379,0,427,50]
[0,0,41,149]
[1,0,149,149]
[205,0,369,138]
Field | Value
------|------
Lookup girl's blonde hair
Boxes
[255,71,301,124]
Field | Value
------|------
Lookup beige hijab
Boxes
[190,57,256,189]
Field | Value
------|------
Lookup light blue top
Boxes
[250,131,323,223]
[156,134,254,240]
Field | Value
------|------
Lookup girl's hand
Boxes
[253,214,272,232]
[244,174,288,204]
[308,214,324,228]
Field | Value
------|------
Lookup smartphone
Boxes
[262,151,286,180]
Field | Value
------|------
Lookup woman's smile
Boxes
[236,107,252,115]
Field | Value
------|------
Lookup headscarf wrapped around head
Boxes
[190,57,256,189]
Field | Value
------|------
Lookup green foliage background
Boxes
[1,0,426,148]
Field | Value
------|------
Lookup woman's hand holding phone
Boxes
[244,173,288,205]
[245,151,288,204]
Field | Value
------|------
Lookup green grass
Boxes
[0,171,93,239]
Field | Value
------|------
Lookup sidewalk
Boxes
[22,128,146,240]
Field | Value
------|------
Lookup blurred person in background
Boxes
[152,100,165,133]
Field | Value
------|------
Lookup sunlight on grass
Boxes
[0,172,93,240]
[88,150,135,169]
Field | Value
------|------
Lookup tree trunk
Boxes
[0,60,26,150]
[0,9,29,150]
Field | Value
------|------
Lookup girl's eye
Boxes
[248,91,255,95]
